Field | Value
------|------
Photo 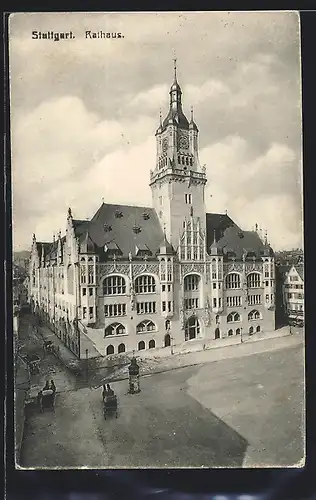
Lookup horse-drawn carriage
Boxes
[44,340,54,354]
[38,389,56,412]
[22,354,41,374]
[103,394,118,419]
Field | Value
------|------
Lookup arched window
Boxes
[228,329,233,336]
[118,343,126,353]
[164,333,171,347]
[106,345,114,355]
[184,274,200,292]
[227,312,240,323]
[247,273,261,288]
[136,320,156,333]
[186,157,189,165]
[135,275,156,294]
[236,328,241,335]
[249,326,254,334]
[190,158,193,166]
[138,341,145,350]
[215,328,220,339]
[215,315,220,324]
[103,275,126,295]
[225,273,241,289]
[182,156,185,165]
[149,339,156,349]
[248,310,261,321]
[178,155,180,164]
[185,316,200,340]
[165,320,170,331]
[104,322,126,337]
[256,325,261,332]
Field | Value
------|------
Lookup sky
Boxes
[9,11,303,252]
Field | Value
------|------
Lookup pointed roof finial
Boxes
[190,106,194,122]
[255,223,258,232]
[32,233,36,242]
[213,229,216,244]
[264,229,268,245]
[68,207,72,219]
[159,109,162,126]
[173,56,177,82]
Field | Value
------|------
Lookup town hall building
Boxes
[29,64,276,358]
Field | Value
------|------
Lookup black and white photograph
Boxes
[10,11,304,469]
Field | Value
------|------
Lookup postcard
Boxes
[10,11,304,469]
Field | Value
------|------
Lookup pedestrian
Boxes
[107,383,114,396]
[43,380,50,391]
[50,379,56,394]
[102,384,107,401]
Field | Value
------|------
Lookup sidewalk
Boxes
[92,329,304,387]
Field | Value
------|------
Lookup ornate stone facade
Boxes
[29,64,275,359]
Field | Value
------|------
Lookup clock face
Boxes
[178,131,189,149]
[162,138,169,152]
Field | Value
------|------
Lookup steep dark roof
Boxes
[294,264,304,281]
[276,265,291,278]
[79,231,96,254]
[205,213,266,259]
[73,219,90,238]
[206,213,239,248]
[162,107,189,130]
[36,242,51,259]
[88,203,164,258]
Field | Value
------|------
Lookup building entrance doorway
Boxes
[185,316,200,340]
[215,328,220,339]
[164,333,171,347]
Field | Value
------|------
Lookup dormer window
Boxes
[135,244,152,257]
[104,224,112,232]
[104,242,122,256]
[226,251,236,260]
[142,212,150,220]
[115,210,123,218]
[133,225,141,234]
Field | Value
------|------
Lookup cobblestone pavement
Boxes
[18,315,79,394]
[19,342,304,469]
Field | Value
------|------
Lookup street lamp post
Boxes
[240,327,243,343]
[171,336,174,355]
[85,348,89,382]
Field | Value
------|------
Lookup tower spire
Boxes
[190,105,194,122]
[173,57,177,82]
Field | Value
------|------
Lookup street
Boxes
[19,340,304,469]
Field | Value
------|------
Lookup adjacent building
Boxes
[29,65,276,358]
[282,263,304,324]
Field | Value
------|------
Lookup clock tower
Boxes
[150,61,207,250]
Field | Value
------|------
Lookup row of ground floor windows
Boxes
[217,325,261,338]
[104,318,263,344]
[105,325,262,355]
[106,337,164,355]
